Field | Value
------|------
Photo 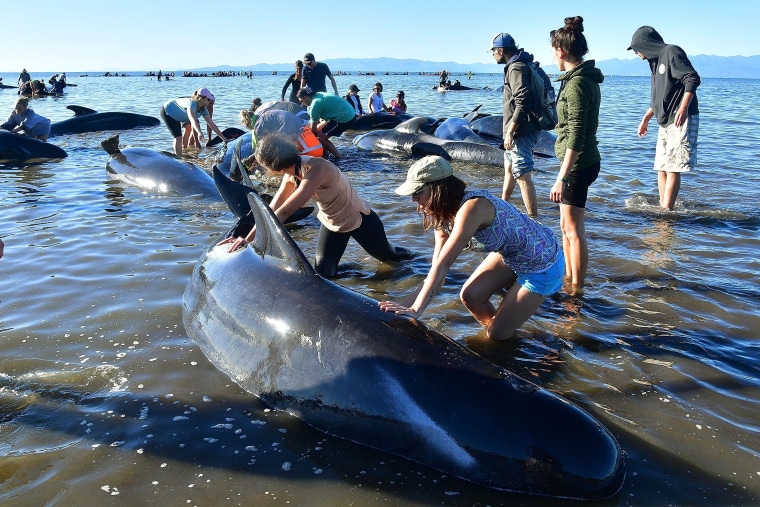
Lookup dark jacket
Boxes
[554,60,604,171]
[344,94,364,115]
[501,50,539,139]
[281,73,300,103]
[629,26,700,126]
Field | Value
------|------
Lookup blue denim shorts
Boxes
[504,132,539,178]
[515,249,565,296]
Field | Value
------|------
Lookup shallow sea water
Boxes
[0,70,759,506]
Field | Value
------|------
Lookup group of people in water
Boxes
[14,69,67,97]
[201,24,586,341]
[1,19,692,343]
[151,18,701,342]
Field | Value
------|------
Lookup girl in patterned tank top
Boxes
[380,156,564,341]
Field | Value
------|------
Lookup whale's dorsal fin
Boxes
[395,116,430,134]
[67,105,98,117]
[247,192,315,275]
[100,134,121,155]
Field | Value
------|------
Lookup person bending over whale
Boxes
[1,97,51,141]
[379,156,564,341]
[220,133,412,278]
[160,88,228,157]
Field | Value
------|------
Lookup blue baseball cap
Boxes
[490,33,516,51]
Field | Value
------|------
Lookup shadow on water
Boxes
[0,355,755,506]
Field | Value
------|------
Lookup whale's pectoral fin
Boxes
[67,105,98,117]
[207,127,246,147]
[246,192,315,274]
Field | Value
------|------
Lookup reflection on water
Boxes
[1,72,759,505]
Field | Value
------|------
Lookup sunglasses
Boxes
[412,185,428,198]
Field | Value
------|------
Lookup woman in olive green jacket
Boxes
[549,16,604,295]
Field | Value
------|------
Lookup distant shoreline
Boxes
[1,54,758,79]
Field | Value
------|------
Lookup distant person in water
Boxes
[367,82,390,114]
[1,97,52,141]
[389,90,407,114]
[281,60,304,103]
[300,53,338,95]
[629,25,700,210]
[160,88,228,157]
[18,69,30,86]
[344,84,365,116]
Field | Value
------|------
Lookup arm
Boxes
[380,199,489,318]
[206,102,215,141]
[218,173,302,252]
[281,75,293,101]
[638,107,654,137]
[328,73,338,95]
[550,148,579,204]
[674,91,695,128]
[203,112,228,144]
[188,102,205,143]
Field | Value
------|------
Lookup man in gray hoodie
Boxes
[629,26,700,210]
[491,32,541,218]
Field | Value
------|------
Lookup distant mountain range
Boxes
[205,55,760,79]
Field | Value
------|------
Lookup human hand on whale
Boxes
[216,234,251,253]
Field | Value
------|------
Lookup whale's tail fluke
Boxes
[100,134,121,156]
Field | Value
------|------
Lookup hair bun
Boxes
[564,15,584,33]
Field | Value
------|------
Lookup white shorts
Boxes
[654,115,699,173]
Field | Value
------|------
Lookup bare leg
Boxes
[173,136,183,157]
[461,252,548,340]
[319,134,341,158]
[560,203,587,290]
[658,171,681,210]
[516,173,538,218]
[502,165,516,201]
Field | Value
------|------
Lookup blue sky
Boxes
[3,0,757,72]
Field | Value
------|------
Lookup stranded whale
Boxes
[182,183,625,500]
[0,130,67,161]
[51,105,159,137]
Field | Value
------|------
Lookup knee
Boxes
[459,282,481,309]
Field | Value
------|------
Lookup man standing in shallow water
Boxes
[490,33,541,218]
[629,26,700,211]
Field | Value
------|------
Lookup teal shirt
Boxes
[553,60,604,171]
[163,97,208,124]
[309,92,356,123]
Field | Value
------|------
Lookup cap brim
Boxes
[395,180,425,196]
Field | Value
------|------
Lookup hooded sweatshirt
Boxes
[628,26,700,127]
[554,60,604,170]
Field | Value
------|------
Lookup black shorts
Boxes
[159,106,183,138]
[562,161,600,208]
[321,117,356,138]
